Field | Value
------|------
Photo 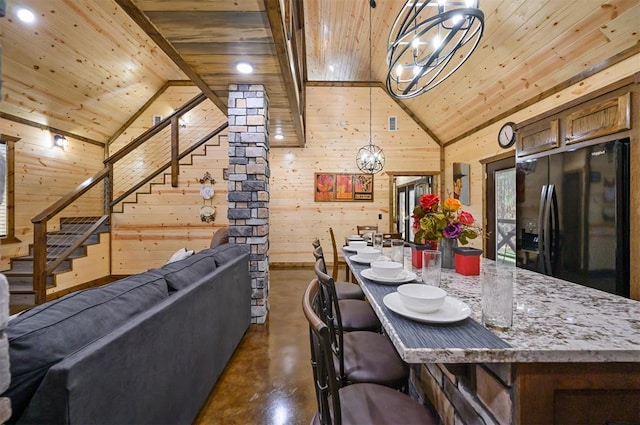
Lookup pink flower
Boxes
[458,211,475,225]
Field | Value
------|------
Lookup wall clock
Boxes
[498,122,516,148]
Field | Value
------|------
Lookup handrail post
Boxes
[106,163,113,214]
[32,221,48,304]
[171,115,179,187]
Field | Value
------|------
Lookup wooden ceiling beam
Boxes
[0,113,104,147]
[264,0,306,147]
[443,43,640,147]
[114,0,228,114]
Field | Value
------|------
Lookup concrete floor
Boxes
[194,268,318,425]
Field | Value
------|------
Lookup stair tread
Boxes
[8,283,35,293]
[4,266,71,276]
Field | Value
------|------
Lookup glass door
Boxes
[485,156,515,261]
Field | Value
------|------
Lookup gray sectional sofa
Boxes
[2,243,251,424]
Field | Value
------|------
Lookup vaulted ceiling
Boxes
[1,0,638,149]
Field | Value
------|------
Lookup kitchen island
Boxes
[344,250,640,424]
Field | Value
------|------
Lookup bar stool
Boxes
[314,259,380,333]
[328,227,350,282]
[303,280,438,424]
[312,264,408,389]
[312,242,364,301]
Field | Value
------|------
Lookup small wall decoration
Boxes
[453,163,470,205]
[314,173,373,202]
[198,172,216,222]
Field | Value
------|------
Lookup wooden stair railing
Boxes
[30,93,227,305]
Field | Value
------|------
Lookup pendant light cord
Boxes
[369,0,375,148]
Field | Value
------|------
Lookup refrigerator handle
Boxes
[537,185,548,274]
[546,185,559,275]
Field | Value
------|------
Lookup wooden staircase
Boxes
[5,217,110,309]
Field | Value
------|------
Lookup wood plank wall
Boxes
[109,86,229,274]
[0,119,105,268]
[269,86,440,265]
[443,54,640,299]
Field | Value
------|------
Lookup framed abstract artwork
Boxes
[314,173,373,202]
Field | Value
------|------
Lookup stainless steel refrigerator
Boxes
[516,138,630,297]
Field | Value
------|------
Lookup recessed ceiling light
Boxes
[236,62,253,74]
[274,134,284,141]
[16,7,35,23]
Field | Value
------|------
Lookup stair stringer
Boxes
[48,231,111,296]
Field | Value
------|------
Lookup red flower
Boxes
[419,194,440,211]
[458,211,475,225]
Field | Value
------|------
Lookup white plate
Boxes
[361,268,417,284]
[349,255,389,264]
[344,246,359,253]
[348,235,364,241]
[383,293,471,324]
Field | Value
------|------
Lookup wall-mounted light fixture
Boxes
[52,134,68,149]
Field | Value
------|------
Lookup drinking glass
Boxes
[421,250,442,287]
[481,264,514,329]
[391,239,405,264]
[372,233,384,252]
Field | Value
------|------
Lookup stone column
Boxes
[227,84,270,324]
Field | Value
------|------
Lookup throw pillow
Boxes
[167,247,194,264]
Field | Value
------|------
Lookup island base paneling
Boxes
[411,362,640,424]
[516,362,640,424]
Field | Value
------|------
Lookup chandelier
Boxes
[356,0,385,175]
[386,0,484,99]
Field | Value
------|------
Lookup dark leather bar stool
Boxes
[314,259,379,332]
[303,280,439,425]
[312,264,408,390]
[312,242,364,301]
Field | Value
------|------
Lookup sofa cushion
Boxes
[151,248,218,291]
[3,273,169,423]
[151,244,248,291]
[210,243,249,267]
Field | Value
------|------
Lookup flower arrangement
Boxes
[412,194,481,245]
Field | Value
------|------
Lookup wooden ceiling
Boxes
[1,0,638,149]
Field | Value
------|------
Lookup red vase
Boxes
[411,240,438,268]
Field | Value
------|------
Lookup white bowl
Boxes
[348,240,367,249]
[370,261,403,278]
[357,247,382,261]
[397,284,446,313]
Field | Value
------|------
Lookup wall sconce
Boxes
[53,134,68,149]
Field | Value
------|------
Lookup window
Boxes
[0,135,20,243]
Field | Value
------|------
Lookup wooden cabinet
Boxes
[516,119,559,157]
[566,92,631,144]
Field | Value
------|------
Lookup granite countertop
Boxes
[344,249,640,364]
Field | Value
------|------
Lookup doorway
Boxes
[395,176,433,242]
[485,156,516,261]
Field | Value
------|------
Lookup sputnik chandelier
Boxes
[356,0,386,175]
[386,0,484,99]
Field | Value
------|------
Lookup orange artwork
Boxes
[335,174,353,199]
[314,173,373,202]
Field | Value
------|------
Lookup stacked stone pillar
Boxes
[227,84,270,324]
